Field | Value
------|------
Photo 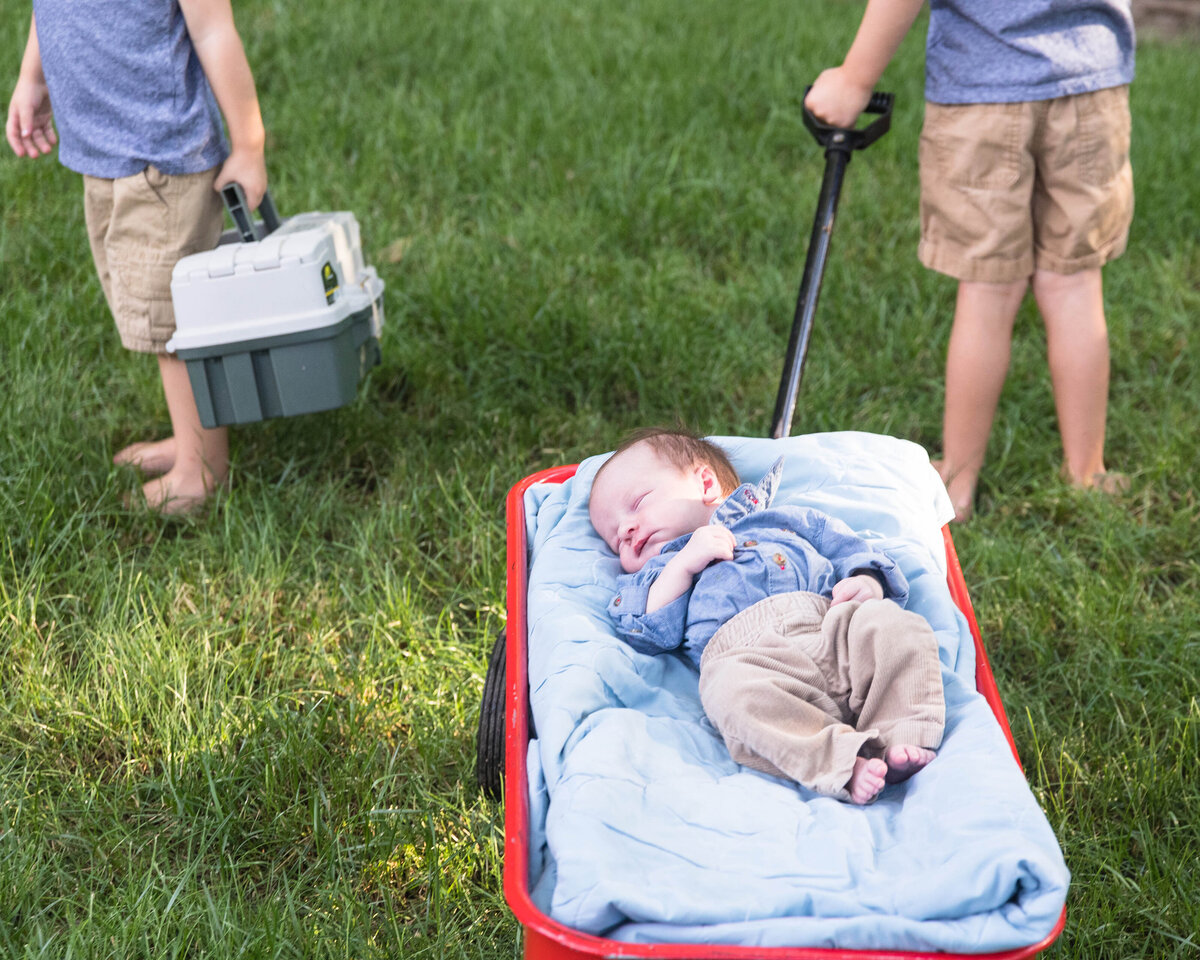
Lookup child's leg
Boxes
[85,166,225,497]
[136,355,228,514]
[1031,267,1121,488]
[937,278,1028,520]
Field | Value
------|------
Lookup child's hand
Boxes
[804,66,874,130]
[831,574,884,606]
[214,146,268,211]
[675,525,737,576]
[5,76,56,158]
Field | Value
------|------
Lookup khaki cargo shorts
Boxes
[83,164,225,354]
[917,85,1133,283]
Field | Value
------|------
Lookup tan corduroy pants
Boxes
[698,593,945,801]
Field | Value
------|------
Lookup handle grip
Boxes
[802,87,894,152]
[221,183,281,242]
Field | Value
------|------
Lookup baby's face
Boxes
[589,442,720,573]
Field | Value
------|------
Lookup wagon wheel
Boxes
[476,628,507,799]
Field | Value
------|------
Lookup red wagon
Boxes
[493,464,1066,960]
[476,92,1067,960]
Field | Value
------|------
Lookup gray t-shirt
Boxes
[33,0,228,178]
[925,0,1135,105]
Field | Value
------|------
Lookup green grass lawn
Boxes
[2,1,1198,957]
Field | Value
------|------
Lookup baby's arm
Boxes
[5,14,57,159]
[179,0,267,208]
[646,525,736,613]
[804,0,925,128]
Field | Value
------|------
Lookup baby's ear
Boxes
[697,464,723,504]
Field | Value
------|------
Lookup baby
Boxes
[588,428,945,804]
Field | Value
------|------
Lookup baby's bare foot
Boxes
[883,744,936,784]
[113,437,177,477]
[847,757,888,804]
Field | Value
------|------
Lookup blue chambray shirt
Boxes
[608,459,909,669]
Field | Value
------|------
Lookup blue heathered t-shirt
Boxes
[32,0,228,178]
[925,0,1135,105]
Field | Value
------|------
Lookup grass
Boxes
[1,0,1198,956]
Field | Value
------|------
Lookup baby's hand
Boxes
[674,525,736,576]
[830,574,884,606]
[644,526,736,615]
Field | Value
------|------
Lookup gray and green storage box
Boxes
[166,207,384,428]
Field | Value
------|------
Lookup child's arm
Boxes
[179,0,267,208]
[646,525,736,613]
[5,14,57,159]
[804,0,925,129]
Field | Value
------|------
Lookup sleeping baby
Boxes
[588,427,945,803]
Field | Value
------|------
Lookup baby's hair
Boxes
[601,427,740,494]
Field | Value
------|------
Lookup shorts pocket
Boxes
[922,102,1023,190]
[1078,86,1131,187]
[108,251,178,351]
[108,248,177,302]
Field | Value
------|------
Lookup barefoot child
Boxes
[805,0,1135,520]
[588,429,945,804]
[6,0,268,514]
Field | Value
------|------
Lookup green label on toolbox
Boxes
[322,262,339,304]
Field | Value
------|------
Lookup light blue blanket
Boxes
[522,433,1069,952]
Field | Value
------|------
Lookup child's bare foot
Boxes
[130,468,224,516]
[846,757,888,804]
[113,437,177,477]
[931,459,976,523]
[1060,464,1130,495]
[883,744,936,784]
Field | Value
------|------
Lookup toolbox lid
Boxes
[167,212,383,352]
[167,268,383,352]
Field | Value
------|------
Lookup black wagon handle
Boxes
[221,182,282,243]
[770,88,894,440]
[802,88,895,153]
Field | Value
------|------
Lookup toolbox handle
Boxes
[802,87,894,153]
[222,183,282,243]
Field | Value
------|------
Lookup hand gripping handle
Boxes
[221,183,282,243]
[802,88,894,152]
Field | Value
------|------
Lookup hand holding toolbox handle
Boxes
[770,88,894,440]
[221,182,282,243]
